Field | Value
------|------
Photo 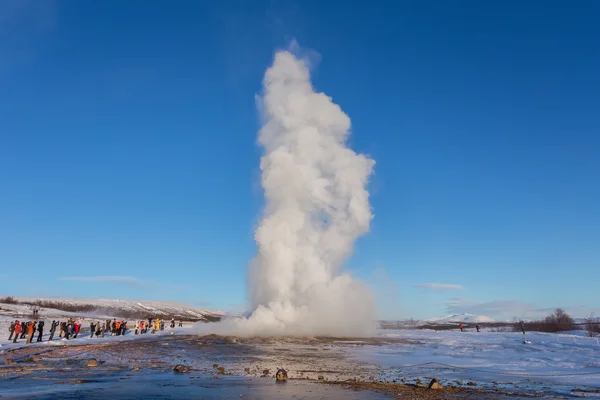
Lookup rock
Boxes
[213,364,219,369]
[415,378,426,388]
[317,375,324,380]
[244,367,250,373]
[262,369,270,377]
[173,364,191,373]
[133,367,140,371]
[87,358,98,367]
[428,378,443,390]
[5,359,15,365]
[276,368,287,382]
[466,381,477,386]
[217,367,225,375]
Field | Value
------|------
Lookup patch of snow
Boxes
[424,313,496,323]
[0,296,225,321]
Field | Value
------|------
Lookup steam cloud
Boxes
[200,48,376,336]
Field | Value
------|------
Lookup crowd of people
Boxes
[7,317,184,344]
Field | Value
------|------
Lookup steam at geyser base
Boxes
[199,48,376,337]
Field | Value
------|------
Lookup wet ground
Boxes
[1,372,395,400]
[1,334,598,399]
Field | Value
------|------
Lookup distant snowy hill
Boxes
[0,296,224,322]
[424,313,496,323]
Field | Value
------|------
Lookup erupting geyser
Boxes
[202,48,376,336]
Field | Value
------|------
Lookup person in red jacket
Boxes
[73,322,81,338]
[459,323,463,332]
[13,321,21,343]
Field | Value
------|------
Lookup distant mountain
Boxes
[424,313,495,323]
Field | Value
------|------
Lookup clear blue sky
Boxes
[1,1,598,320]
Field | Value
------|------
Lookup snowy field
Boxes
[2,304,600,398]
[371,328,600,395]
[0,296,222,322]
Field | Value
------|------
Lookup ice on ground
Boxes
[368,329,600,393]
[2,302,600,398]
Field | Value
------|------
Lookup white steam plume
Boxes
[200,48,376,336]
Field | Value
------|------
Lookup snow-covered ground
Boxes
[0,296,223,321]
[423,313,496,323]
[367,328,600,395]
[0,302,198,351]
[2,303,600,397]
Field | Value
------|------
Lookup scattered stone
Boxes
[317,375,324,380]
[428,378,443,390]
[415,378,426,388]
[173,364,191,373]
[244,367,250,373]
[276,368,288,382]
[217,367,225,375]
[466,381,477,386]
[5,359,15,365]
[213,364,219,369]
[133,367,140,371]
[87,358,98,367]
[572,388,600,394]
[262,369,270,377]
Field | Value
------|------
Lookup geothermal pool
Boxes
[1,329,599,399]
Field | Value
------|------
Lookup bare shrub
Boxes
[0,296,18,304]
[518,308,576,333]
[544,308,575,332]
[19,300,99,313]
[585,315,600,337]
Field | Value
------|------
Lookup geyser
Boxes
[203,48,376,336]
